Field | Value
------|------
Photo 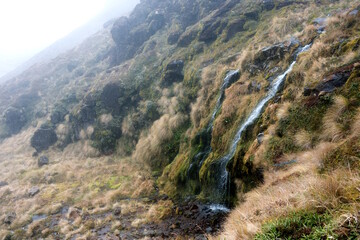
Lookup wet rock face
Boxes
[3,107,27,135]
[30,125,58,152]
[161,60,185,86]
[38,156,49,167]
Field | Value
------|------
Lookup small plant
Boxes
[255,210,336,240]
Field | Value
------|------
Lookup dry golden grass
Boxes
[213,142,337,240]
[321,95,348,142]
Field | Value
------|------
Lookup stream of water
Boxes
[216,44,311,202]
[188,70,239,177]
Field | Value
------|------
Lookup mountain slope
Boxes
[0,0,360,239]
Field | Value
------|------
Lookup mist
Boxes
[0,0,139,80]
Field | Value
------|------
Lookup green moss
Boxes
[92,129,117,155]
[277,97,332,136]
[255,210,336,240]
[266,136,299,162]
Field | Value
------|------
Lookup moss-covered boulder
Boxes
[31,124,58,152]
[2,107,27,135]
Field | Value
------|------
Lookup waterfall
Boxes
[216,44,312,202]
[187,70,239,178]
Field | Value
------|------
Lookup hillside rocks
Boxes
[304,62,359,96]
[28,186,40,197]
[38,156,49,167]
[0,181,8,187]
[3,107,27,135]
[3,212,16,225]
[30,125,58,152]
[161,60,185,86]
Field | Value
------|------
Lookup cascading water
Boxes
[216,44,312,202]
[187,70,239,178]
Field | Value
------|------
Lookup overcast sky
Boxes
[0,0,138,78]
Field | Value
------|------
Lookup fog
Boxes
[0,0,139,79]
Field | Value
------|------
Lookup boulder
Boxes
[161,60,185,86]
[168,31,182,45]
[3,107,27,135]
[177,27,199,47]
[225,18,246,41]
[38,156,49,167]
[30,126,58,152]
[257,133,265,144]
[199,19,225,43]
[28,186,40,197]
[101,83,123,114]
[111,17,130,45]
[50,106,68,125]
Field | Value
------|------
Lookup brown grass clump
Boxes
[321,95,348,142]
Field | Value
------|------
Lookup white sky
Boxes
[0,0,107,58]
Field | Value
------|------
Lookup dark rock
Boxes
[168,31,181,45]
[315,67,353,93]
[199,19,225,43]
[38,156,49,167]
[113,207,122,216]
[111,17,130,45]
[177,27,199,47]
[100,83,123,114]
[252,41,295,70]
[50,107,68,125]
[28,186,40,197]
[262,0,275,10]
[205,227,213,233]
[0,181,8,187]
[257,133,265,144]
[3,107,27,135]
[225,18,246,41]
[4,212,16,225]
[303,87,312,96]
[161,60,185,86]
[30,126,58,152]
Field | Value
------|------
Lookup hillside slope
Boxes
[0,0,360,239]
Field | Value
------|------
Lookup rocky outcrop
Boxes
[304,62,359,96]
[30,125,58,152]
[161,60,185,86]
[225,18,246,41]
[50,106,68,125]
[3,107,27,135]
[38,156,49,167]
[0,181,8,187]
[28,186,40,197]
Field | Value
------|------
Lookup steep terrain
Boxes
[0,0,360,239]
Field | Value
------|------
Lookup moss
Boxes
[266,136,299,162]
[255,210,336,240]
[276,97,333,136]
[92,129,117,155]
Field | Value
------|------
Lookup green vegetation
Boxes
[255,211,336,240]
